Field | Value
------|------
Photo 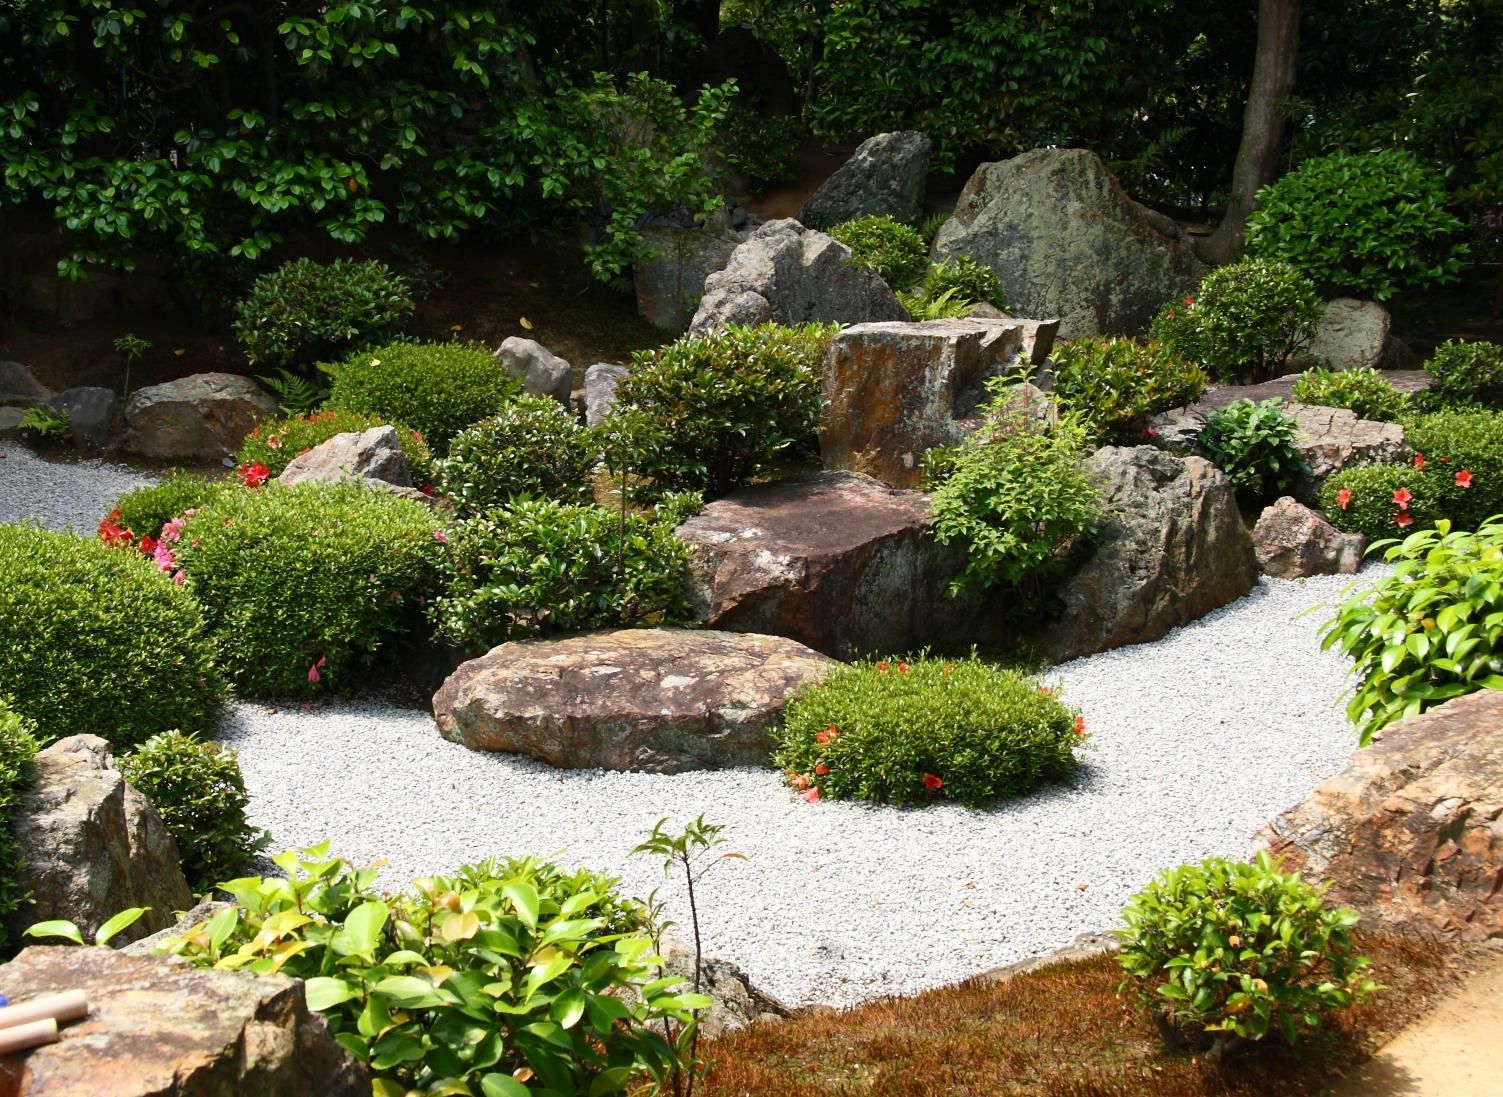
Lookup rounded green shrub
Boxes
[1405,410,1503,530]
[1117,852,1374,1047]
[232,258,414,368]
[328,341,521,453]
[1245,150,1467,301]
[441,395,598,516]
[0,697,42,950]
[1195,398,1308,506]
[1049,337,1208,443]
[0,525,223,747]
[176,482,441,697]
[431,498,690,654]
[1319,463,1438,542]
[1423,339,1503,409]
[773,655,1084,807]
[828,215,929,289]
[608,323,833,500]
[922,256,1005,309]
[237,409,436,485]
[112,473,234,544]
[1290,367,1409,422]
[119,730,262,889]
[1150,259,1320,383]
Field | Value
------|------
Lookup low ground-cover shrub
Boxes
[1196,398,1308,507]
[441,396,598,516]
[175,482,440,697]
[159,844,702,1096]
[1291,368,1409,422]
[828,215,929,289]
[1150,260,1320,383]
[0,525,223,747]
[238,409,435,485]
[1318,462,1440,542]
[119,731,262,890]
[1117,852,1375,1047]
[1049,337,1208,443]
[110,473,234,547]
[233,258,414,369]
[608,323,832,500]
[1422,339,1503,409]
[0,698,41,952]
[328,342,521,453]
[1320,517,1503,743]
[431,499,690,654]
[774,655,1084,807]
[1245,150,1467,301]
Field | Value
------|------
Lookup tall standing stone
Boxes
[798,131,932,227]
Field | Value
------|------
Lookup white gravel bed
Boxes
[0,440,157,533]
[223,570,1381,1010]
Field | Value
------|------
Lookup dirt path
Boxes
[1333,949,1503,1096]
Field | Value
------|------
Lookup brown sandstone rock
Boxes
[432,629,833,772]
[1285,402,1410,501]
[0,946,367,1096]
[1256,689,1503,940]
[124,373,277,459]
[1252,496,1366,579]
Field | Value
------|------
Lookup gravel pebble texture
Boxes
[0,440,156,533]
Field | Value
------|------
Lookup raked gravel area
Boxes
[1,438,1382,1009]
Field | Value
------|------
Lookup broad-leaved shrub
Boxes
[442,396,598,516]
[1423,339,1503,410]
[1291,367,1409,422]
[232,258,414,368]
[1195,398,1308,506]
[1049,337,1208,443]
[922,256,1005,309]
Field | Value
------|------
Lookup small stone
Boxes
[1252,496,1366,578]
[277,425,413,489]
[584,363,630,426]
[494,337,572,407]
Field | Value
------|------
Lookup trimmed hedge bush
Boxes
[112,472,234,545]
[1423,339,1503,410]
[1290,367,1409,422]
[0,525,223,747]
[232,258,414,368]
[441,395,598,516]
[237,409,436,485]
[176,482,441,697]
[119,731,262,889]
[1319,463,1439,543]
[828,215,930,289]
[1049,337,1208,443]
[0,698,41,952]
[1405,411,1503,530]
[328,341,521,453]
[773,655,1084,807]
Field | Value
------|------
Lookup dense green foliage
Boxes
[718,108,804,194]
[441,396,598,517]
[0,698,41,952]
[774,656,1083,808]
[237,409,436,484]
[160,844,704,1096]
[0,524,222,747]
[1048,337,1208,443]
[1245,151,1467,301]
[1117,852,1374,1047]
[1195,399,1308,506]
[1423,340,1503,410]
[1319,463,1439,543]
[176,483,440,697]
[119,730,261,889]
[1150,260,1320,384]
[1320,518,1503,744]
[328,342,521,453]
[112,473,233,543]
[921,256,1005,310]
[233,259,413,369]
[1290,368,1409,422]
[828,216,929,289]
[608,323,832,500]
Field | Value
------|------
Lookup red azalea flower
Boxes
[815,724,839,745]
[420,483,435,496]
[138,535,157,556]
[1413,453,1426,470]
[1336,487,1352,511]
[922,773,943,791]
[1392,487,1413,510]
[897,660,911,675]
[789,773,811,791]
[1074,715,1088,737]
[237,461,271,488]
[1166,308,1176,320]
[800,787,821,803]
[1394,511,1414,528]
[1140,426,1159,440]
[433,529,448,543]
[307,663,321,684]
[266,435,282,450]
[1183,294,1194,307]
[814,762,829,776]
[1037,685,1053,696]
[1456,469,1473,489]
[875,660,891,673]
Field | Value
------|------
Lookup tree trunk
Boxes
[1195,0,1300,265]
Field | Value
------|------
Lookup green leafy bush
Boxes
[608,323,833,500]
[431,499,690,654]
[718,109,804,193]
[922,256,1005,309]
[1320,517,1503,743]
[119,731,262,889]
[176,483,440,697]
[1195,398,1308,506]
[112,473,234,544]
[237,409,436,485]
[773,656,1084,807]
[232,259,414,369]
[441,396,598,517]
[1149,259,1320,383]
[1117,852,1375,1047]
[0,698,41,951]
[1405,411,1503,530]
[328,342,521,454]
[1291,368,1409,422]
[1049,337,1208,443]
[828,216,929,289]
[0,525,223,747]
[159,844,703,1097]
[927,396,1101,596]
[1423,339,1503,409]
[1318,463,1437,542]
[1245,150,1467,300]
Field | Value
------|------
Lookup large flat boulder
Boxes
[798,130,932,227]
[125,372,277,459]
[5,735,192,947]
[819,318,1056,489]
[1286,402,1410,501]
[0,946,367,1096]
[675,472,993,659]
[1257,689,1503,940]
[932,148,1206,338]
[633,226,742,334]
[689,219,908,333]
[432,629,833,773]
[1037,447,1258,662]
